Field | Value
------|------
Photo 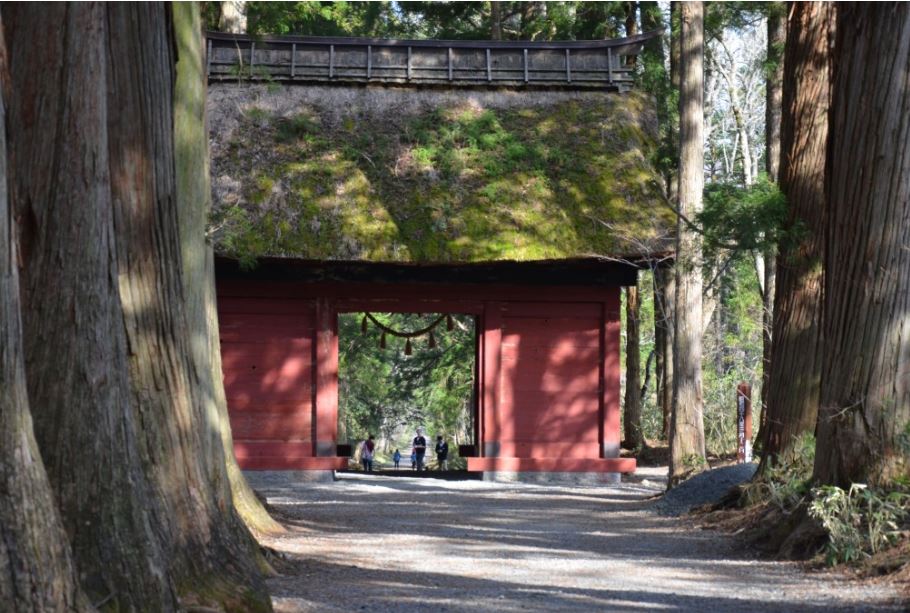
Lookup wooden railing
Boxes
[205,31,660,90]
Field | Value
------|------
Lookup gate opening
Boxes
[337,312,477,472]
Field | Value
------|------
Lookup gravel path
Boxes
[655,463,758,516]
[253,469,904,612]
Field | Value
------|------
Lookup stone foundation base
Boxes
[243,470,337,488]
[482,471,622,485]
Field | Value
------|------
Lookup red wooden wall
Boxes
[217,278,634,474]
[468,295,631,473]
[219,295,319,469]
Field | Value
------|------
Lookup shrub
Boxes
[741,433,815,511]
[809,483,910,566]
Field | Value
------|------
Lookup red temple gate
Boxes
[217,257,637,480]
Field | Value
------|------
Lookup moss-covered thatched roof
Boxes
[208,86,672,264]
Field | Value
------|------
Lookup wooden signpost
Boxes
[736,383,752,463]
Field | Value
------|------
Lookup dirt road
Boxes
[253,469,904,612]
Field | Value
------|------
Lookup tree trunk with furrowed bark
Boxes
[756,2,786,452]
[669,1,707,486]
[6,3,271,609]
[813,2,910,487]
[106,3,270,607]
[759,1,832,474]
[173,1,282,537]
[0,11,89,609]
[6,4,178,608]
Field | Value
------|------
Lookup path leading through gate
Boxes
[253,469,903,612]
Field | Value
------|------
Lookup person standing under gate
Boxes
[413,428,427,471]
[360,435,375,472]
[435,435,449,471]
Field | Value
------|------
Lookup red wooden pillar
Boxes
[314,296,338,457]
[601,290,622,458]
[481,302,503,457]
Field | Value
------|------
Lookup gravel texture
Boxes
[654,463,758,516]
[252,468,904,612]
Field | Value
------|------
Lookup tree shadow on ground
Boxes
[252,474,901,612]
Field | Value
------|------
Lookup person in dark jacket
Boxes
[435,435,449,471]
[360,435,375,472]
[412,428,427,471]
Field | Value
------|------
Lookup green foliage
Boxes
[699,176,788,259]
[742,433,816,511]
[702,258,764,454]
[338,313,475,453]
[636,3,676,182]
[809,484,910,566]
[247,2,408,38]
[238,2,634,41]
[704,2,767,41]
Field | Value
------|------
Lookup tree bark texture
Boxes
[490,1,503,40]
[765,4,786,183]
[173,1,282,536]
[5,4,178,608]
[814,2,910,487]
[219,1,246,34]
[0,13,89,610]
[756,3,786,452]
[759,1,832,473]
[105,4,270,608]
[624,2,638,65]
[669,0,706,485]
[624,285,643,448]
[654,265,674,440]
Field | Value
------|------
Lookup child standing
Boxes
[393,449,401,469]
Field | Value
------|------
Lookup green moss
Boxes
[244,106,269,122]
[213,93,672,263]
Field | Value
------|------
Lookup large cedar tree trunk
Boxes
[814,2,910,487]
[624,285,643,449]
[0,14,89,609]
[6,4,178,608]
[105,4,270,607]
[756,3,786,450]
[7,3,271,608]
[759,2,832,472]
[669,1,707,485]
[173,1,282,536]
